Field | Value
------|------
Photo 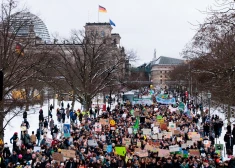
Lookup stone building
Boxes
[150,56,184,88]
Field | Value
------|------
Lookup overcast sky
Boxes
[20,0,215,65]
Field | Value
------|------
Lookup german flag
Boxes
[99,5,107,13]
[15,43,24,56]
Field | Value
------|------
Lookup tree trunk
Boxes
[71,93,75,111]
[25,87,29,111]
[228,104,231,125]
[85,94,92,111]
[0,102,5,140]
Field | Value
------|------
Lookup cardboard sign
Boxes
[162,132,172,139]
[100,119,109,125]
[148,140,160,147]
[150,147,158,153]
[188,132,200,141]
[122,138,131,146]
[152,135,158,139]
[158,133,163,139]
[52,152,64,162]
[158,149,170,157]
[169,145,180,152]
[160,123,167,130]
[174,130,181,135]
[153,127,159,134]
[88,140,98,146]
[128,128,133,134]
[168,122,176,131]
[137,141,141,147]
[181,144,187,149]
[187,140,194,146]
[137,149,148,157]
[142,129,151,135]
[176,137,182,142]
[144,144,152,151]
[61,149,75,158]
[20,126,27,131]
[189,149,200,157]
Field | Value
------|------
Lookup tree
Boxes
[52,30,128,111]
[0,0,52,139]
[180,1,235,123]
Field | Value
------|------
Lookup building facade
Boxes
[150,56,184,88]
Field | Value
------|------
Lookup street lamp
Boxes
[207,91,211,137]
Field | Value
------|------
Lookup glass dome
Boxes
[11,12,50,42]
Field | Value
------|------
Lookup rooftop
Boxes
[152,56,184,65]
[86,22,111,26]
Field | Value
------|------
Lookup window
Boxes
[160,75,162,78]
[165,75,167,78]
[160,71,162,73]
[160,80,162,84]
[165,71,167,73]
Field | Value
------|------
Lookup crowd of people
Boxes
[1,94,235,168]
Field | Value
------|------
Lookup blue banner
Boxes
[63,124,70,137]
[156,97,176,104]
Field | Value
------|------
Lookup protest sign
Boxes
[176,137,182,142]
[183,150,189,158]
[158,149,170,157]
[61,149,75,158]
[160,123,167,130]
[153,127,159,134]
[46,138,53,144]
[137,150,148,157]
[181,144,187,149]
[20,126,27,131]
[157,133,163,139]
[188,132,200,141]
[189,149,200,157]
[152,135,158,139]
[142,129,151,135]
[145,144,152,151]
[168,122,176,131]
[169,145,180,152]
[215,144,224,150]
[115,146,126,156]
[33,146,41,152]
[99,119,109,125]
[150,147,158,153]
[137,141,141,147]
[94,123,102,132]
[187,140,194,146]
[52,152,64,162]
[88,140,98,146]
[107,145,112,153]
[122,138,131,146]
[162,131,172,139]
[128,128,133,134]
[63,124,70,137]
[148,140,160,147]
[173,130,181,135]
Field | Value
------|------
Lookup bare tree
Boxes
[0,0,53,139]
[52,30,127,111]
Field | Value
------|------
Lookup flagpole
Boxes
[98,7,99,23]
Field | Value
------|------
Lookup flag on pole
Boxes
[99,5,107,13]
[109,19,116,27]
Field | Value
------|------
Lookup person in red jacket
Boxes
[51,137,59,147]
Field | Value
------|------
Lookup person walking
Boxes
[224,131,234,155]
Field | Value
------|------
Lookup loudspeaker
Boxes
[0,70,3,101]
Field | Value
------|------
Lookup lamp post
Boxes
[207,91,211,137]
